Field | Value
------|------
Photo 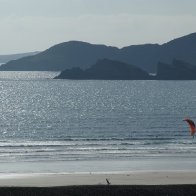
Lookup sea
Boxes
[0,71,195,173]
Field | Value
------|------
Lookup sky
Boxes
[0,0,196,54]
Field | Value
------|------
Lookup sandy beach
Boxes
[0,171,196,187]
[0,171,195,195]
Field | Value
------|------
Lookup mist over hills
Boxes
[0,33,196,73]
[0,52,40,64]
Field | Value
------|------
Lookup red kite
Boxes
[183,118,196,138]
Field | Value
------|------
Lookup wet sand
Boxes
[0,171,196,186]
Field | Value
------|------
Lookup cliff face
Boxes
[156,59,196,80]
[55,59,151,80]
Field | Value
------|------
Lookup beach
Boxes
[0,172,195,195]
[0,76,195,195]
[1,171,196,186]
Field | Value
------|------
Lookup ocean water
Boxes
[0,71,195,173]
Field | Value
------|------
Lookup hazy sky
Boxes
[0,0,195,54]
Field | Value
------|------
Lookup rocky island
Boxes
[55,59,196,80]
[156,59,196,80]
[54,59,151,80]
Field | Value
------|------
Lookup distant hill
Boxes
[1,33,196,73]
[0,42,118,71]
[55,59,151,80]
[0,52,40,64]
[156,59,196,80]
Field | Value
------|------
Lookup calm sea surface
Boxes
[0,71,195,172]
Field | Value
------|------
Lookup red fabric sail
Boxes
[184,118,196,136]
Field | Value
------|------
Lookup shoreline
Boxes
[0,171,196,187]
[1,157,196,174]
